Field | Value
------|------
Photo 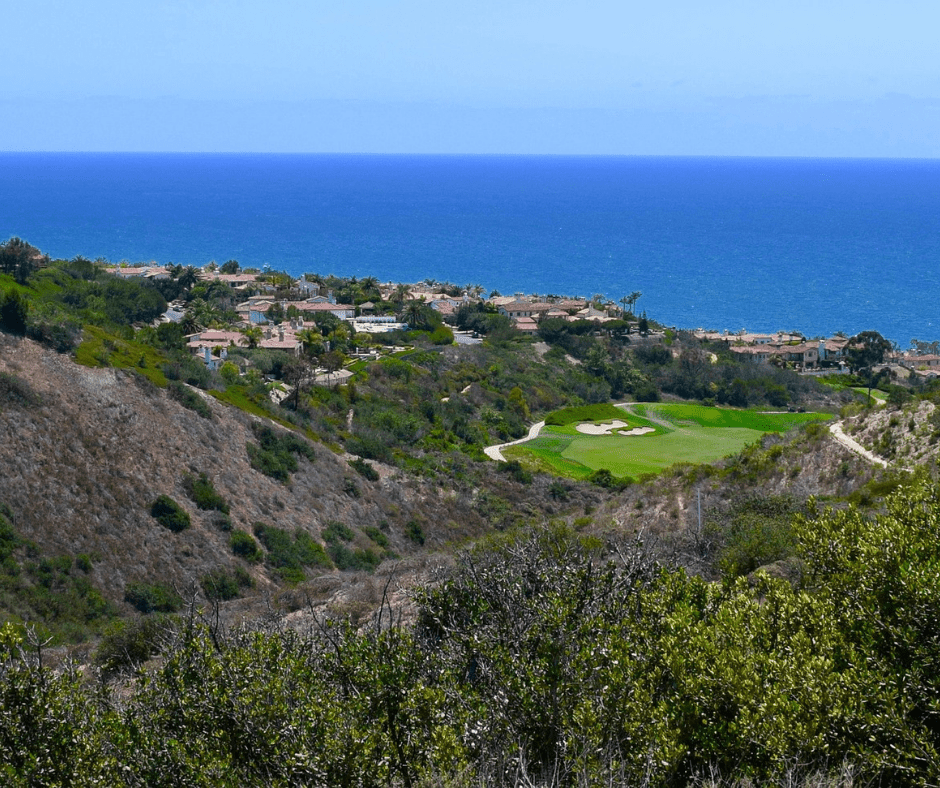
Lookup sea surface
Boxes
[2,153,939,345]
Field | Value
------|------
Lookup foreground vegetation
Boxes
[3,478,940,786]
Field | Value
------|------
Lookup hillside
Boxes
[0,333,506,620]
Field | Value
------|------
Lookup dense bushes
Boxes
[124,582,183,614]
[4,482,940,784]
[149,494,190,532]
[182,471,229,513]
[246,423,316,482]
[252,522,331,582]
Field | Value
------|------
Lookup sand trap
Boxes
[575,420,655,437]
[617,426,655,436]
[576,420,628,435]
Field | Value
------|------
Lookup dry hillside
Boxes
[0,333,493,613]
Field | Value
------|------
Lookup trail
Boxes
[829,421,889,468]
[484,421,546,462]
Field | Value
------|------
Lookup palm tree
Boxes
[177,266,200,291]
[241,326,263,349]
[628,291,642,314]
[297,328,324,357]
[392,283,410,305]
[402,300,426,329]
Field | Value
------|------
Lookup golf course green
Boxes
[504,402,831,480]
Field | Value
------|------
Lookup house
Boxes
[293,301,356,320]
[497,301,556,320]
[512,317,539,334]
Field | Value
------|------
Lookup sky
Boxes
[2,0,939,155]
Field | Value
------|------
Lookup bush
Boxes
[252,523,331,582]
[167,380,213,419]
[182,472,229,513]
[150,495,191,532]
[362,526,389,548]
[348,457,380,481]
[323,521,355,543]
[499,460,533,484]
[405,519,425,545]
[95,615,171,673]
[230,529,262,562]
[327,543,382,572]
[247,423,315,482]
[124,582,183,614]
[200,567,253,602]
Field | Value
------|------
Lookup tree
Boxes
[0,289,28,335]
[0,237,39,284]
[219,259,240,274]
[297,328,324,357]
[177,266,200,291]
[241,326,263,349]
[846,330,891,403]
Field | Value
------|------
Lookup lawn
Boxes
[505,403,830,480]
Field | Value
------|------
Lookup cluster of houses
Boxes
[692,331,851,370]
[489,296,614,334]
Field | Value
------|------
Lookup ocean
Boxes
[2,153,938,345]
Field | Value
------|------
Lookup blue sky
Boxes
[3,0,938,155]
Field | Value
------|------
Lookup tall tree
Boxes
[0,237,39,284]
[846,330,891,403]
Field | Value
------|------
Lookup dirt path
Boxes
[829,421,889,468]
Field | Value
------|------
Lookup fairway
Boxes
[505,403,830,480]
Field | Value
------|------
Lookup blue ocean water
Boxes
[2,153,939,345]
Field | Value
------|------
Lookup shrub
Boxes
[362,526,389,548]
[150,495,191,532]
[230,529,262,562]
[247,423,315,482]
[499,460,532,484]
[182,472,229,513]
[405,519,425,545]
[348,457,380,481]
[124,582,183,614]
[167,380,213,419]
[323,521,355,543]
[95,615,172,673]
[252,523,331,582]
[200,567,253,601]
[327,543,382,572]
[342,477,360,498]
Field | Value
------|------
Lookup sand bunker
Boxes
[576,420,627,435]
[617,426,655,436]
[575,420,655,437]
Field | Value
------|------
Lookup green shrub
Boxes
[150,495,191,532]
[182,472,229,513]
[230,529,262,562]
[362,526,389,548]
[405,519,425,545]
[342,477,360,497]
[252,523,331,582]
[124,582,183,614]
[348,457,380,481]
[95,615,171,673]
[323,521,355,543]
[167,380,213,419]
[499,460,533,484]
[327,543,382,572]
[247,423,315,482]
[200,567,253,601]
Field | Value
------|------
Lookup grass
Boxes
[74,325,169,387]
[507,403,830,480]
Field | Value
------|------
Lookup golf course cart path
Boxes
[484,420,546,462]
[484,402,641,462]
[829,421,889,468]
